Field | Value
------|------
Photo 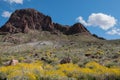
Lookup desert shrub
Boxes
[56,63,81,78]
[8,72,37,80]
[71,56,80,64]
[18,57,25,62]
[0,61,120,80]
[0,72,7,80]
[41,51,58,65]
[0,57,2,66]
[105,62,117,68]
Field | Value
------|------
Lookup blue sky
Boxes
[0,0,120,40]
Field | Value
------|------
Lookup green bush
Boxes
[0,72,7,80]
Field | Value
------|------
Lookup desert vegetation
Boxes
[0,61,120,80]
[0,8,120,80]
[0,39,120,80]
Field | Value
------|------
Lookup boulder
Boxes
[9,59,19,65]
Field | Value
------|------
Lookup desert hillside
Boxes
[0,9,120,80]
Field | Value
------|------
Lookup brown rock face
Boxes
[66,23,90,35]
[0,8,91,35]
[54,23,69,34]
[0,9,54,33]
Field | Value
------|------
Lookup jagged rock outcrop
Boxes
[0,9,54,33]
[0,8,91,35]
[66,23,90,35]
[53,23,69,34]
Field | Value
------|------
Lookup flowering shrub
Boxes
[0,61,120,80]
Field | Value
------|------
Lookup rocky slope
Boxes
[0,8,90,35]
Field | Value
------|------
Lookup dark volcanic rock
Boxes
[67,23,90,35]
[0,8,91,35]
[0,9,54,33]
[54,23,69,34]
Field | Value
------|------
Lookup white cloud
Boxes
[76,13,117,30]
[1,11,12,18]
[107,28,120,35]
[4,0,23,4]
[76,16,88,26]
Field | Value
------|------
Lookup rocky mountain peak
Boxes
[0,8,91,35]
[66,23,90,35]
